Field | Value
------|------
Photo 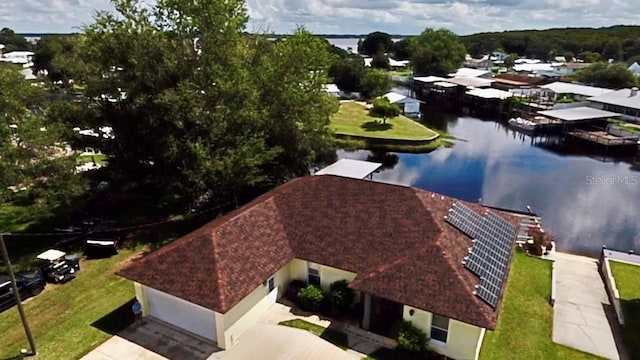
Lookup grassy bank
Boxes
[331,101,439,140]
[609,261,640,359]
[0,247,140,360]
[479,250,601,360]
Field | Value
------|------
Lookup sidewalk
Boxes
[551,252,628,360]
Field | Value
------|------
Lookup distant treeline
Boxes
[461,25,640,61]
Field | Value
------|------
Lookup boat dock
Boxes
[566,129,639,147]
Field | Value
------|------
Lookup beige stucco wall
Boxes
[288,258,307,281]
[218,262,292,348]
[313,262,357,291]
[403,306,485,360]
[134,282,149,316]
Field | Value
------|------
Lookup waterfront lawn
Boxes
[278,319,349,349]
[609,261,640,359]
[0,247,139,360]
[479,250,602,360]
[331,101,439,141]
[77,153,108,166]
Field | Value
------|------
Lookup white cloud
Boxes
[1,0,637,34]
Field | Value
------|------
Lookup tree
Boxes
[575,62,637,89]
[359,31,393,55]
[359,68,392,99]
[603,39,624,61]
[577,51,601,63]
[371,50,389,69]
[504,53,519,68]
[410,28,466,76]
[369,98,401,124]
[392,38,412,60]
[33,35,83,85]
[329,56,365,92]
[0,28,31,52]
[0,66,86,208]
[564,51,575,62]
[71,0,337,205]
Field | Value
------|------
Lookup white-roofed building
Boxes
[323,83,340,97]
[413,76,447,84]
[448,67,492,78]
[388,58,410,68]
[314,159,381,179]
[540,82,614,102]
[587,88,640,121]
[382,91,421,117]
[514,58,542,64]
[629,62,640,75]
[446,77,494,89]
[537,107,620,122]
[0,51,34,65]
[513,63,556,74]
[466,88,513,100]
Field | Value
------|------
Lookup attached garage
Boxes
[144,286,217,341]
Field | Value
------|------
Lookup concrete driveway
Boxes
[552,252,628,360]
[209,323,359,360]
[81,319,220,360]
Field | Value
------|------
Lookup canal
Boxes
[337,109,640,256]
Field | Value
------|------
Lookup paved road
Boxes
[552,252,628,360]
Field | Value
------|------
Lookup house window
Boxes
[430,314,449,344]
[266,276,275,293]
[308,267,320,286]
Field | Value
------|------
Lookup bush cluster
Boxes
[396,320,428,354]
[298,284,324,312]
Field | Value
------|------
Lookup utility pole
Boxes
[0,233,36,356]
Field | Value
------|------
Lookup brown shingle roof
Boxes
[118,175,520,329]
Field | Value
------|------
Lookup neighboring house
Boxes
[629,62,640,75]
[540,82,614,102]
[550,62,591,77]
[323,83,340,97]
[0,51,34,66]
[588,87,640,121]
[118,175,522,360]
[448,67,492,78]
[388,58,410,69]
[382,91,421,117]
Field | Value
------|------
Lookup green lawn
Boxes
[479,250,602,360]
[609,261,640,359]
[278,319,349,350]
[331,102,439,141]
[77,153,108,166]
[0,248,139,360]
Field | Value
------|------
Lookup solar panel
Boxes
[445,202,516,307]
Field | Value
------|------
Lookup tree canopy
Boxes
[574,62,638,89]
[0,66,86,207]
[461,26,640,61]
[33,34,83,85]
[369,98,401,124]
[359,32,393,56]
[67,0,337,205]
[410,28,466,76]
[329,56,365,93]
[359,68,392,99]
[0,28,31,52]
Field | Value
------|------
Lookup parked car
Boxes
[0,272,46,312]
[84,236,122,257]
[36,249,80,283]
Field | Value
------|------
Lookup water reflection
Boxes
[337,115,640,256]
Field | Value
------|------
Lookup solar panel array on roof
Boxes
[444,202,516,307]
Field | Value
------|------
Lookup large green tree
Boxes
[359,68,392,99]
[575,62,637,89]
[0,66,86,207]
[72,0,336,204]
[369,98,401,124]
[329,56,365,93]
[33,35,84,85]
[410,28,466,76]
[359,32,393,55]
[0,28,31,52]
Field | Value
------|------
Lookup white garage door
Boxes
[145,287,217,340]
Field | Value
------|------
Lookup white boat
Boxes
[508,117,538,131]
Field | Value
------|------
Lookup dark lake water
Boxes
[337,109,640,257]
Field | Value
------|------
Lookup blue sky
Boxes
[2,0,638,35]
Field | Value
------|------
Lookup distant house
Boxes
[550,62,591,77]
[382,91,421,117]
[629,62,640,76]
[540,82,614,102]
[588,87,640,121]
[118,175,523,359]
[0,51,34,66]
[388,58,410,69]
[448,67,492,79]
[323,83,340,97]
